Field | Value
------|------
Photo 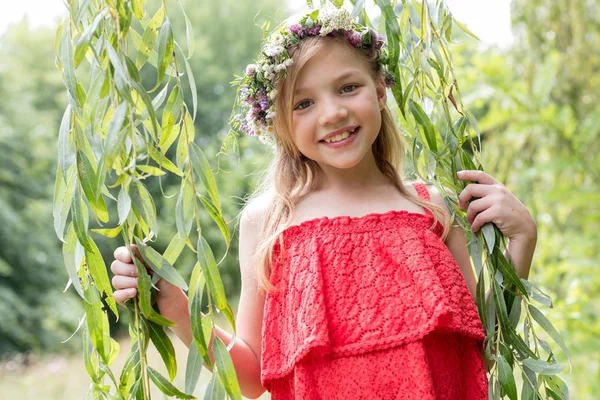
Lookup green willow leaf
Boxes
[197,236,235,329]
[453,18,481,41]
[132,0,144,20]
[521,358,565,375]
[91,226,123,238]
[147,366,196,399]
[204,374,226,400]
[175,0,195,58]
[496,355,518,400]
[156,20,174,88]
[528,305,571,367]
[58,105,72,183]
[130,181,159,238]
[75,8,109,67]
[494,247,528,296]
[53,165,76,242]
[105,42,133,103]
[159,86,183,150]
[176,179,195,239]
[133,257,176,327]
[185,340,203,395]
[60,27,80,112]
[76,150,109,223]
[179,45,197,120]
[376,0,401,74]
[520,373,536,400]
[190,143,221,212]
[134,237,189,290]
[149,321,177,381]
[212,337,242,400]
[85,236,119,317]
[163,233,187,265]
[136,165,167,176]
[409,100,438,152]
[63,223,85,299]
[117,185,132,226]
[104,102,129,169]
[199,195,230,248]
[544,375,570,400]
[135,7,165,68]
[189,263,211,366]
[83,329,99,383]
[131,80,160,139]
[481,223,495,254]
[72,183,92,251]
[83,285,120,365]
[149,146,183,176]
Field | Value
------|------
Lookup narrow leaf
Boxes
[85,237,119,317]
[134,237,189,290]
[190,143,221,211]
[147,366,196,399]
[496,355,518,400]
[528,305,571,367]
[185,341,203,395]
[213,337,242,400]
[149,321,177,381]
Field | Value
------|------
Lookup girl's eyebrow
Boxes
[294,69,362,96]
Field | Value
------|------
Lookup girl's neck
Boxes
[316,150,390,192]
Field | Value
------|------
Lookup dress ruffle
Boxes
[261,210,486,389]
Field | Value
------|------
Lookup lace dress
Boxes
[261,183,488,399]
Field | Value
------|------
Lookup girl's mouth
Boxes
[320,127,360,148]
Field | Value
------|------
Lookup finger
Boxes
[458,184,495,209]
[114,288,137,304]
[471,208,496,232]
[457,170,498,185]
[110,260,138,277]
[114,246,132,263]
[466,197,494,226]
[111,275,138,290]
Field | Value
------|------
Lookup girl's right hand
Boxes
[111,246,142,304]
[111,246,184,311]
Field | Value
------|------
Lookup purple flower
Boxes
[289,24,302,35]
[344,30,363,48]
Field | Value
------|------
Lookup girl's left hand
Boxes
[457,170,537,241]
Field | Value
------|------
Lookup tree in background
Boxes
[0,21,82,354]
[455,0,599,396]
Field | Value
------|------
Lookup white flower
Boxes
[319,7,354,36]
[284,58,294,67]
[269,89,278,100]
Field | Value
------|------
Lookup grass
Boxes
[0,334,270,399]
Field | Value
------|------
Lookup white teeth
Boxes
[324,128,357,143]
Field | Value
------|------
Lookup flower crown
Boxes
[231,6,396,144]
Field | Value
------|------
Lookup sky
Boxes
[0,0,513,47]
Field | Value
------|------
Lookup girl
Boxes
[111,7,537,399]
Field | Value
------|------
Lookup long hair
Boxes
[247,35,450,291]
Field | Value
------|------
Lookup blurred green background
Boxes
[0,0,597,398]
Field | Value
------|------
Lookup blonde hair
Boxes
[246,36,450,291]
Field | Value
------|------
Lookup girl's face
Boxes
[290,39,387,170]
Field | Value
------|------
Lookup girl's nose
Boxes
[318,97,349,126]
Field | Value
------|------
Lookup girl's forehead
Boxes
[294,41,369,90]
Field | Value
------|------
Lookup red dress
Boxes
[261,183,488,399]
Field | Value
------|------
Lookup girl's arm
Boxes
[111,203,267,398]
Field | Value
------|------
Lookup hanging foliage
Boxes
[54,0,238,398]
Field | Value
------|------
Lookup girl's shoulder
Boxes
[404,180,449,211]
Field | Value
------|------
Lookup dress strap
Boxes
[413,182,432,215]
[413,182,431,201]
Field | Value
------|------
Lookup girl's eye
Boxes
[341,84,358,93]
[294,100,312,110]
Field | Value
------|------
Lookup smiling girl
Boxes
[110,6,537,399]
